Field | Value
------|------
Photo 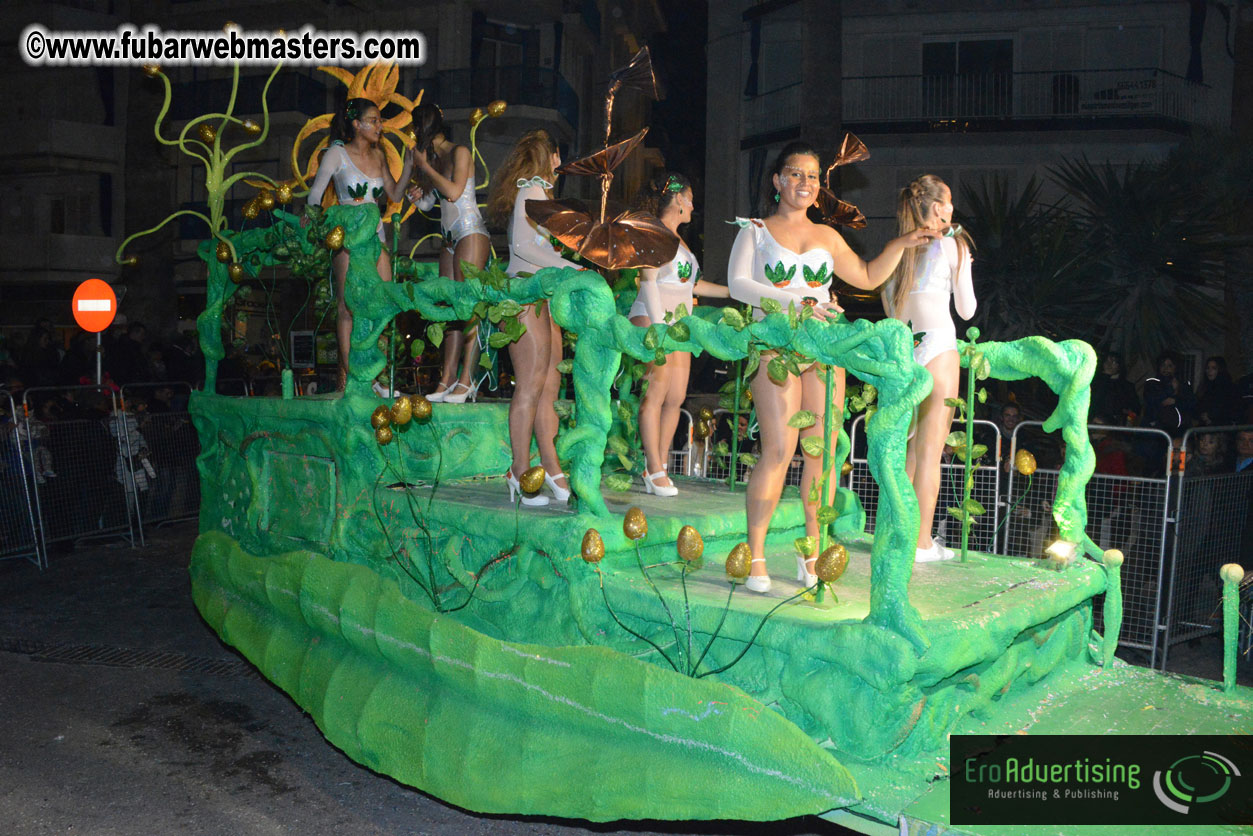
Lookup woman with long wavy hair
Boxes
[882,174,977,563]
[303,97,413,391]
[486,130,581,507]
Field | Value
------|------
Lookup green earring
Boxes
[773,192,780,203]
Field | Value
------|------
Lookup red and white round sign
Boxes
[72,279,117,333]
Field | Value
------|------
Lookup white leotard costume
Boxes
[307,141,387,242]
[628,242,699,322]
[886,237,976,367]
[506,178,583,277]
[726,218,834,319]
[414,155,489,249]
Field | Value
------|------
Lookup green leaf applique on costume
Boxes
[803,262,830,287]
[765,262,797,288]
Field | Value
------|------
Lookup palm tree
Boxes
[1048,156,1228,371]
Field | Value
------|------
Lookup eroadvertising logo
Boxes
[951,735,1252,826]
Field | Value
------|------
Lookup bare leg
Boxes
[535,313,566,490]
[657,351,691,480]
[746,363,802,580]
[454,233,490,388]
[435,247,462,392]
[333,249,351,390]
[911,350,960,549]
[630,314,675,483]
[798,364,845,547]
[506,304,551,476]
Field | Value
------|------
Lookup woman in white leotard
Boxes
[304,98,414,391]
[485,130,580,507]
[628,173,728,497]
[883,174,977,563]
[727,142,937,593]
[406,102,490,403]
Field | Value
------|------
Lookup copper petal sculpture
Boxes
[811,188,867,230]
[527,200,678,270]
[602,47,658,144]
[557,128,649,178]
[824,132,869,185]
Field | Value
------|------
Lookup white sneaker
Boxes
[915,541,954,563]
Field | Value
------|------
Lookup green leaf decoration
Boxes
[409,340,426,359]
[787,410,817,429]
[947,506,966,521]
[503,316,526,339]
[945,431,967,448]
[553,400,573,420]
[668,322,690,342]
[672,303,690,321]
[617,403,633,424]
[605,474,633,492]
[345,181,368,200]
[642,326,660,350]
[944,397,966,410]
[862,384,877,404]
[371,186,384,202]
[714,440,730,456]
[963,497,986,515]
[972,353,992,381]
[607,435,630,456]
[970,443,988,461]
[800,436,825,457]
[631,363,647,380]
[677,261,692,280]
[793,536,817,557]
[760,297,783,316]
[556,358,574,374]
[849,396,866,412]
[744,349,761,380]
[816,505,838,525]
[426,322,445,348]
[976,387,988,404]
[487,332,513,349]
[721,307,746,330]
[802,263,829,285]
[808,481,820,502]
[616,453,635,471]
[767,356,788,384]
[654,348,667,366]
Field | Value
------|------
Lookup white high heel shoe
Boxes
[506,470,549,507]
[441,381,478,404]
[744,558,772,593]
[372,380,402,399]
[796,553,818,587]
[544,470,571,503]
[914,540,953,563]
[642,470,678,498]
[427,382,452,403]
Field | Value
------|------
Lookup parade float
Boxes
[119,57,1251,835]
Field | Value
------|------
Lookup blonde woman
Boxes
[882,174,977,563]
[486,130,581,507]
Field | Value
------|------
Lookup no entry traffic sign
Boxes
[72,279,117,332]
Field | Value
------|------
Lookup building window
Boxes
[922,38,1013,118]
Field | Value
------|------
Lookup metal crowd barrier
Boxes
[120,382,201,527]
[1160,424,1253,670]
[846,414,1003,553]
[20,385,141,556]
[0,390,44,568]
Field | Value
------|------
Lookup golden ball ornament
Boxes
[469,107,485,128]
[693,419,711,440]
[581,529,605,563]
[1014,449,1037,476]
[411,395,433,421]
[841,460,853,477]
[725,543,752,579]
[241,118,261,134]
[623,507,648,541]
[676,526,704,562]
[215,241,231,263]
[1103,549,1124,569]
[486,99,507,118]
[142,63,161,78]
[325,225,345,250]
[276,183,293,204]
[698,407,714,422]
[227,262,245,283]
[257,190,276,211]
[814,543,848,583]
[519,465,546,495]
[375,425,393,445]
[241,200,260,221]
[370,405,391,430]
[120,255,138,267]
[197,124,217,144]
[390,396,413,425]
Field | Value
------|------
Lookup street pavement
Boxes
[0,522,857,836]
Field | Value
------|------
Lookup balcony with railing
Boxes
[170,72,327,121]
[742,82,803,143]
[841,68,1222,131]
[421,66,579,131]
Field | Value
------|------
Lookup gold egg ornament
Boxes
[142,63,162,78]
[623,507,648,541]
[390,396,412,426]
[581,529,605,563]
[487,99,507,118]
[257,190,276,211]
[725,543,752,579]
[227,262,245,283]
[519,465,546,495]
[215,241,231,263]
[375,425,393,445]
[1014,449,1037,476]
[241,200,260,221]
[197,124,217,144]
[469,107,485,128]
[676,526,704,563]
[698,407,714,423]
[325,225,345,250]
[693,419,711,440]
[815,543,848,584]
[241,118,261,135]
[411,395,433,422]
[276,183,293,204]
[370,405,391,430]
